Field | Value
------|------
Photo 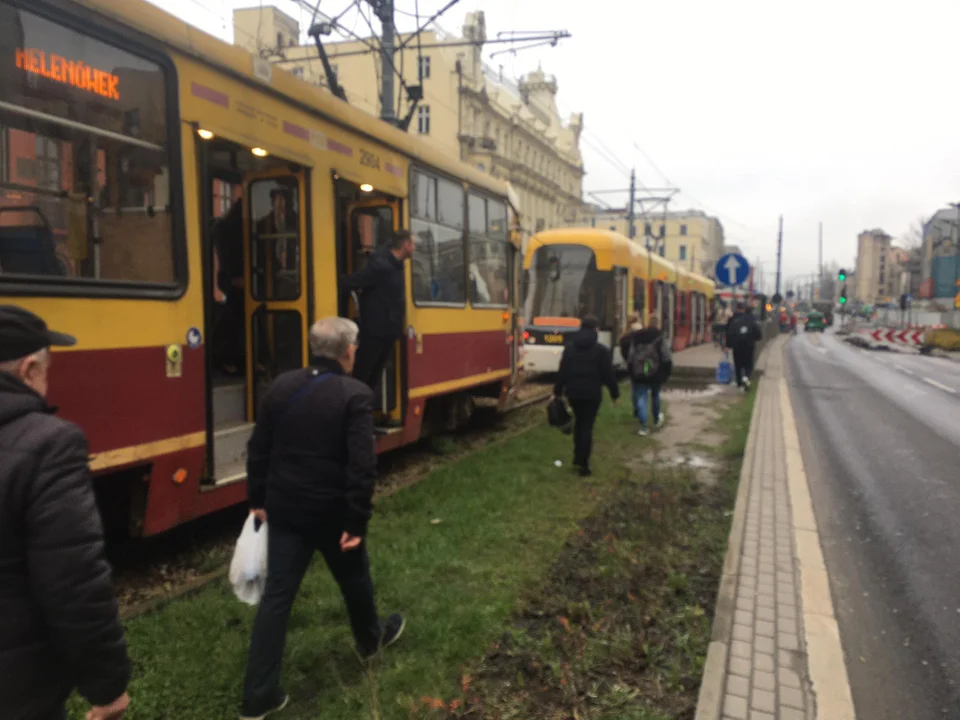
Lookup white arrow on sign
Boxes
[723,255,741,286]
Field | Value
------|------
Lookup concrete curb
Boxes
[693,343,770,720]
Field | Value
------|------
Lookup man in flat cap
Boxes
[0,305,131,720]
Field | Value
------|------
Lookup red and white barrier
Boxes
[857,328,925,346]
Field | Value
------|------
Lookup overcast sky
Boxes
[157,0,960,290]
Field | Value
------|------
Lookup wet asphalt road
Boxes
[785,331,960,720]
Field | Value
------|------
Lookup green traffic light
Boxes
[838,272,846,281]
[839,296,847,304]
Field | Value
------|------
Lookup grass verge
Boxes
[69,385,755,720]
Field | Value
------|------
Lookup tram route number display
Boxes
[544,334,564,344]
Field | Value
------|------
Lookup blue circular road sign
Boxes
[715,253,751,287]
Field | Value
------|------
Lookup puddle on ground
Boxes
[627,382,741,487]
[661,453,719,470]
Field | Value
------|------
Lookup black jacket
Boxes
[553,329,620,404]
[725,311,762,349]
[341,248,405,340]
[0,373,130,719]
[619,328,673,385]
[247,358,378,537]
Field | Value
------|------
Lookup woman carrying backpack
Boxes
[619,314,672,436]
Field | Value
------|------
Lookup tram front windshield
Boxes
[523,244,615,328]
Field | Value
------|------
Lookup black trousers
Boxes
[354,334,395,391]
[732,343,756,386]
[242,520,381,712]
[569,399,601,469]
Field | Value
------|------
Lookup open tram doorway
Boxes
[333,174,404,431]
[196,132,311,485]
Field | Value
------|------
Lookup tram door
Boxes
[243,171,311,418]
[613,267,629,363]
[343,197,403,422]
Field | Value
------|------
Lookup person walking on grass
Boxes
[241,317,404,720]
[620,314,672,436]
[552,315,619,477]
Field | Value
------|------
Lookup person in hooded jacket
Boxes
[553,315,620,476]
[0,305,131,720]
[619,314,673,436]
[725,302,763,390]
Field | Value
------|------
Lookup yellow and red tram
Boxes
[0,0,523,535]
[520,228,715,373]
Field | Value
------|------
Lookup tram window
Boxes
[411,170,465,305]
[633,278,645,312]
[0,8,177,288]
[523,244,614,327]
[249,178,300,302]
[468,194,509,306]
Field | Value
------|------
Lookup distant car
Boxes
[805,311,825,332]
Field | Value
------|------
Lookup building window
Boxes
[680,224,688,236]
[292,66,305,79]
[418,55,431,79]
[679,244,687,261]
[34,135,61,191]
[410,170,465,305]
[535,218,545,233]
[644,222,652,236]
[417,105,431,135]
[659,245,665,257]
[659,224,665,237]
[276,32,284,48]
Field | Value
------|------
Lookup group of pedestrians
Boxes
[552,311,674,475]
[552,302,762,473]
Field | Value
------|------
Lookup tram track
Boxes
[111,382,554,619]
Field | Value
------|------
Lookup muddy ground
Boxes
[420,383,748,720]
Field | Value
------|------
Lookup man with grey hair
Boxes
[0,306,131,720]
[241,316,404,720]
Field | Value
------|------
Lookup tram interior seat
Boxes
[0,207,66,277]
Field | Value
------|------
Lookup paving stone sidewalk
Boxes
[697,338,816,720]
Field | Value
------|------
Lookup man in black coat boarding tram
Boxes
[340,229,415,393]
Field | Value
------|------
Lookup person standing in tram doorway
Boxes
[340,229,414,393]
[552,315,620,477]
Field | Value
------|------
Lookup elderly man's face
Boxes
[340,342,358,374]
[16,352,50,398]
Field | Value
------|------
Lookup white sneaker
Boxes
[638,428,649,437]
[655,414,664,428]
[744,377,751,390]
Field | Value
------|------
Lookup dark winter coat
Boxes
[247,357,378,537]
[0,372,130,719]
[619,328,673,386]
[725,311,763,350]
[340,248,405,340]
[553,328,620,404]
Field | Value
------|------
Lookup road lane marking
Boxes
[781,378,857,720]
[817,347,827,355]
[894,364,914,376]
[923,377,957,394]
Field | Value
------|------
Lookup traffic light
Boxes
[838,268,847,282]
[839,284,848,305]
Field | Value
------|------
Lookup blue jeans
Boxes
[632,382,661,427]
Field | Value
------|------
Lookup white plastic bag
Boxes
[228,514,269,605]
